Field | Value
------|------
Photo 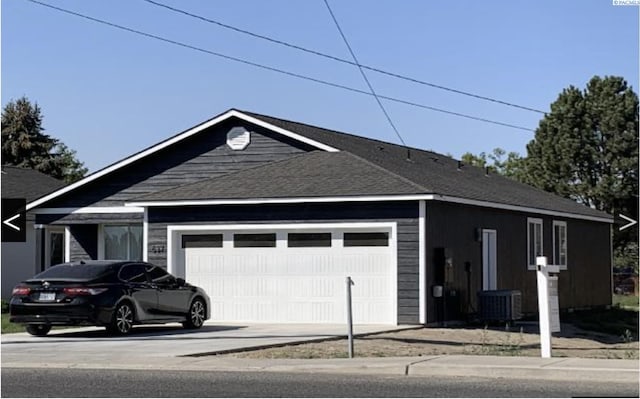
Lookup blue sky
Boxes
[2,0,638,173]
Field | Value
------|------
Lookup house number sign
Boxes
[150,245,165,254]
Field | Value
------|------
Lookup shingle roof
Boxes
[135,151,427,201]
[1,166,65,202]
[237,111,610,220]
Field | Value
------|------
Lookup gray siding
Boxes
[69,225,98,261]
[425,201,611,322]
[45,118,314,208]
[147,201,420,324]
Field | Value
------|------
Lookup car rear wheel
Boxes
[26,324,51,336]
[107,302,134,335]
[183,298,206,329]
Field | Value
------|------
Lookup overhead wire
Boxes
[23,0,535,133]
[322,0,406,146]
[141,0,546,115]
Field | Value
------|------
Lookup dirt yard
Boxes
[227,322,639,360]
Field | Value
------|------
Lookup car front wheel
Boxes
[183,298,206,329]
[26,324,51,336]
[107,302,134,335]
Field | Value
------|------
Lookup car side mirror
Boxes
[176,278,186,286]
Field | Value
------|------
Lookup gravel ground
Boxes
[227,322,639,359]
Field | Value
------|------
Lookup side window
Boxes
[553,221,568,268]
[118,264,147,283]
[527,218,543,269]
[146,265,174,285]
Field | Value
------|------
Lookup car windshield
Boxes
[31,264,114,280]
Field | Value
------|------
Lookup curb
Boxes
[3,356,638,384]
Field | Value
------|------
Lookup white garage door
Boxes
[172,225,397,324]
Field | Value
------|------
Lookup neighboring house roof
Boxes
[133,151,427,202]
[1,166,65,202]
[25,108,612,222]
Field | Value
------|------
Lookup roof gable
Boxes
[26,109,338,210]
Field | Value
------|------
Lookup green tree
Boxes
[523,76,639,269]
[2,97,87,183]
[461,148,525,180]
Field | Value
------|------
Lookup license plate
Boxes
[38,292,56,302]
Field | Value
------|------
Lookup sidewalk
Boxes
[3,354,638,383]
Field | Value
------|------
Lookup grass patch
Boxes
[1,313,24,334]
[564,306,639,339]
[614,295,639,310]
[1,300,25,334]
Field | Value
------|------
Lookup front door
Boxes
[482,229,497,291]
[45,227,65,268]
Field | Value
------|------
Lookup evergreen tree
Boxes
[2,97,87,183]
[524,76,638,269]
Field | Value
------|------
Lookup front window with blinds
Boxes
[527,218,543,269]
[104,225,143,261]
[553,221,568,268]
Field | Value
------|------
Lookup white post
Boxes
[536,256,552,358]
[536,256,561,358]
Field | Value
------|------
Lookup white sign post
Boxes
[536,256,561,358]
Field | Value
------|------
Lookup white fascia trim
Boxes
[32,207,145,215]
[237,112,339,153]
[428,195,613,224]
[127,195,431,207]
[128,193,613,223]
[418,200,426,324]
[26,109,338,211]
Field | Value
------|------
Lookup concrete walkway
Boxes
[2,323,638,383]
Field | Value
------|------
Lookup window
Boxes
[234,233,276,248]
[527,218,543,269]
[288,233,332,248]
[344,232,389,247]
[118,264,147,283]
[553,221,567,268]
[104,225,143,261]
[182,234,223,248]
[146,265,175,285]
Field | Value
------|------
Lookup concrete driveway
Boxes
[1,322,405,366]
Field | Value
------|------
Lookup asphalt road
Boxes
[2,368,638,398]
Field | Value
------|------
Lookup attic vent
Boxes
[227,127,251,150]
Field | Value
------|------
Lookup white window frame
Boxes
[527,217,544,270]
[552,220,568,270]
[44,226,69,267]
[98,224,143,261]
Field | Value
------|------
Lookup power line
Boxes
[323,0,406,146]
[141,0,547,115]
[23,0,535,133]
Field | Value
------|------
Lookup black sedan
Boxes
[9,260,210,336]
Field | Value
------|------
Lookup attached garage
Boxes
[167,223,397,324]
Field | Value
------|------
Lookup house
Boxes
[1,166,65,299]
[25,109,613,324]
